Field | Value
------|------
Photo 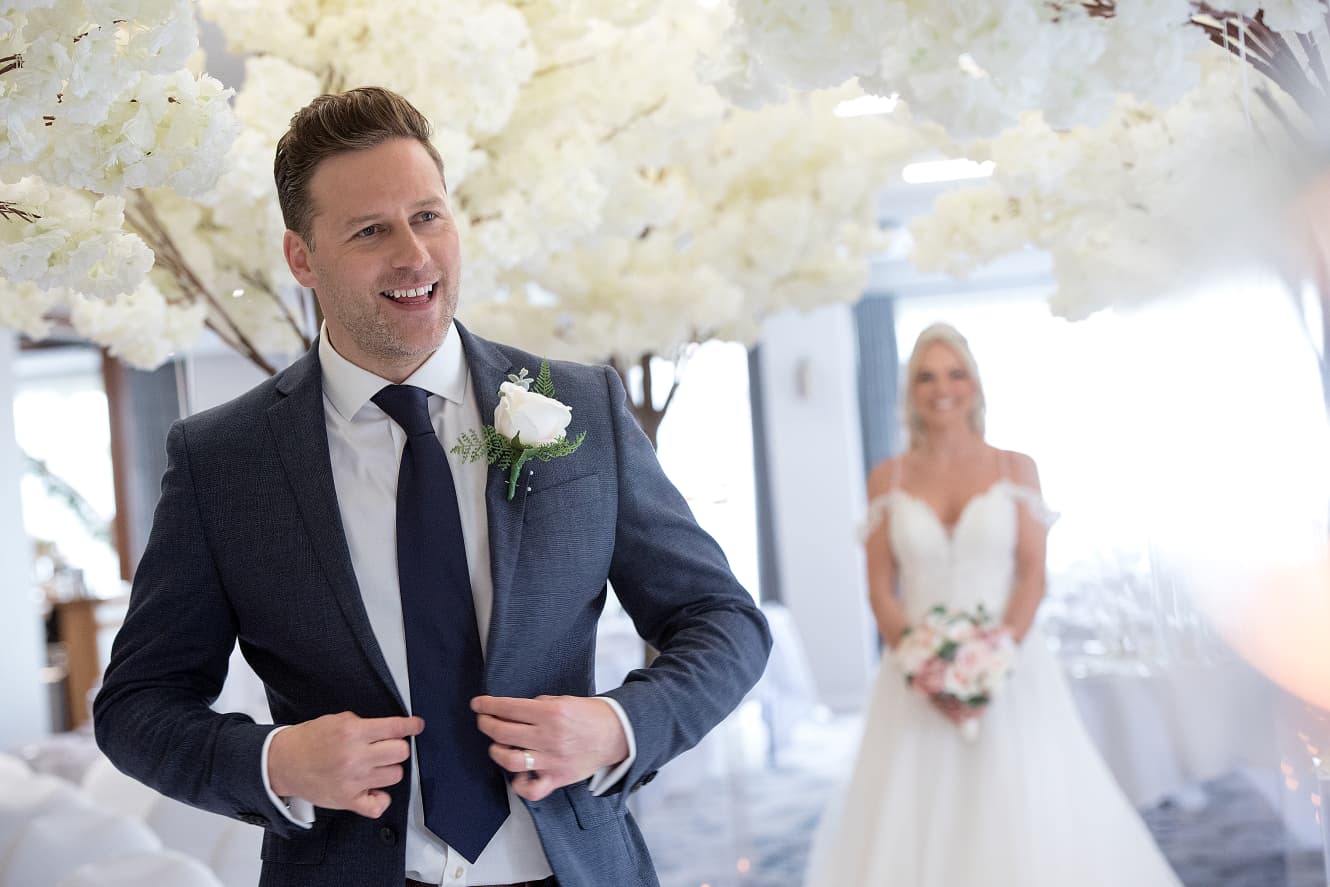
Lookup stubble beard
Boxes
[327,266,460,373]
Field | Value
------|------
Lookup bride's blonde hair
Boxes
[904,322,986,449]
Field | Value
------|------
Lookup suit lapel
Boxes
[456,323,528,674]
[266,346,405,710]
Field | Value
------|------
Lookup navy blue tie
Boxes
[372,384,508,862]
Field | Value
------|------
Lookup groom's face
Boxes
[283,137,461,383]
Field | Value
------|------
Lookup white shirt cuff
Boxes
[261,726,315,827]
[586,696,636,796]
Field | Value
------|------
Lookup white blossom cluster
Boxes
[0,0,239,364]
[908,51,1309,319]
[69,280,208,367]
[1,177,153,299]
[713,0,1327,138]
[135,0,743,362]
[2,0,237,194]
[465,88,924,364]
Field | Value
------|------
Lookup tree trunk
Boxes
[609,353,683,450]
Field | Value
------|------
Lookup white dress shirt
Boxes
[258,324,635,886]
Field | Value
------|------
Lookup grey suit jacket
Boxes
[94,323,771,887]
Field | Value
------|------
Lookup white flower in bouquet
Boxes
[893,622,941,677]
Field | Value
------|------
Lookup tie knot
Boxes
[372,384,435,437]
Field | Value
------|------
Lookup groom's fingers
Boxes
[474,711,540,749]
[471,695,544,725]
[347,788,392,819]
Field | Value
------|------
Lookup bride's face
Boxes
[912,342,976,433]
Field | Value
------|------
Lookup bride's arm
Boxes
[865,458,909,648]
[1002,451,1049,642]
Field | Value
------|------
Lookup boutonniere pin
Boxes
[451,360,586,500]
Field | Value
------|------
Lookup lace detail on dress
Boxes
[859,493,895,542]
[1006,483,1060,528]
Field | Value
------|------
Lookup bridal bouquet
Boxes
[894,604,1016,741]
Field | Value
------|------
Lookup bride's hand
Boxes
[932,696,981,725]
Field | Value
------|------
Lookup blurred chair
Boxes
[747,602,819,767]
[56,850,223,887]
[15,730,103,785]
[207,818,263,887]
[1,807,160,887]
[0,774,91,866]
[0,756,29,788]
[82,754,261,887]
[80,754,159,820]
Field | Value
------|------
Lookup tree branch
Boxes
[125,191,279,375]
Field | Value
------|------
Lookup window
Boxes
[894,279,1330,667]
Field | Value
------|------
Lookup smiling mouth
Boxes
[381,282,437,301]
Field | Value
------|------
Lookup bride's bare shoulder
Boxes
[867,455,903,496]
[999,449,1040,488]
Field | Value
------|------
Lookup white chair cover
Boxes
[80,754,159,820]
[56,849,223,887]
[208,819,263,887]
[0,775,91,865]
[0,755,29,786]
[1,807,160,887]
[145,795,231,866]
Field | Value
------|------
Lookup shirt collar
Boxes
[318,321,469,422]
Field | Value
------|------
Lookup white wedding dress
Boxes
[804,477,1184,887]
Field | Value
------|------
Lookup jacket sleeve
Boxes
[596,366,772,803]
[93,421,305,836]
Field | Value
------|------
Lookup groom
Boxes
[94,86,771,887]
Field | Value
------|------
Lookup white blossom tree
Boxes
[4,0,922,446]
[715,1,1330,400]
[466,88,926,439]
[0,0,239,367]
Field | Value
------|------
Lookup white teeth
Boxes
[384,284,433,299]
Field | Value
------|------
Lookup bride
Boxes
[804,323,1183,886]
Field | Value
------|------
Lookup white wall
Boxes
[184,350,275,415]
[758,305,877,712]
[0,332,51,748]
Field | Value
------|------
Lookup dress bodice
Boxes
[865,481,1055,621]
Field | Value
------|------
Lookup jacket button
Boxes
[378,825,398,847]
[630,770,658,793]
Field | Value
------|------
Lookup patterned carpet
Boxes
[636,708,1327,887]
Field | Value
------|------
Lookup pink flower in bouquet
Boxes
[943,627,1016,703]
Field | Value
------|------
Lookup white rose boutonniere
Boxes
[451,360,586,500]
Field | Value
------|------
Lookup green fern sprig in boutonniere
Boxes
[451,360,586,500]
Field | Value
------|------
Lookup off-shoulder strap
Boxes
[860,493,894,542]
[1007,483,1060,528]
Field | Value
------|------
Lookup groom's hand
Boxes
[268,712,423,818]
[472,695,629,802]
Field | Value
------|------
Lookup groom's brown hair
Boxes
[273,86,445,248]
